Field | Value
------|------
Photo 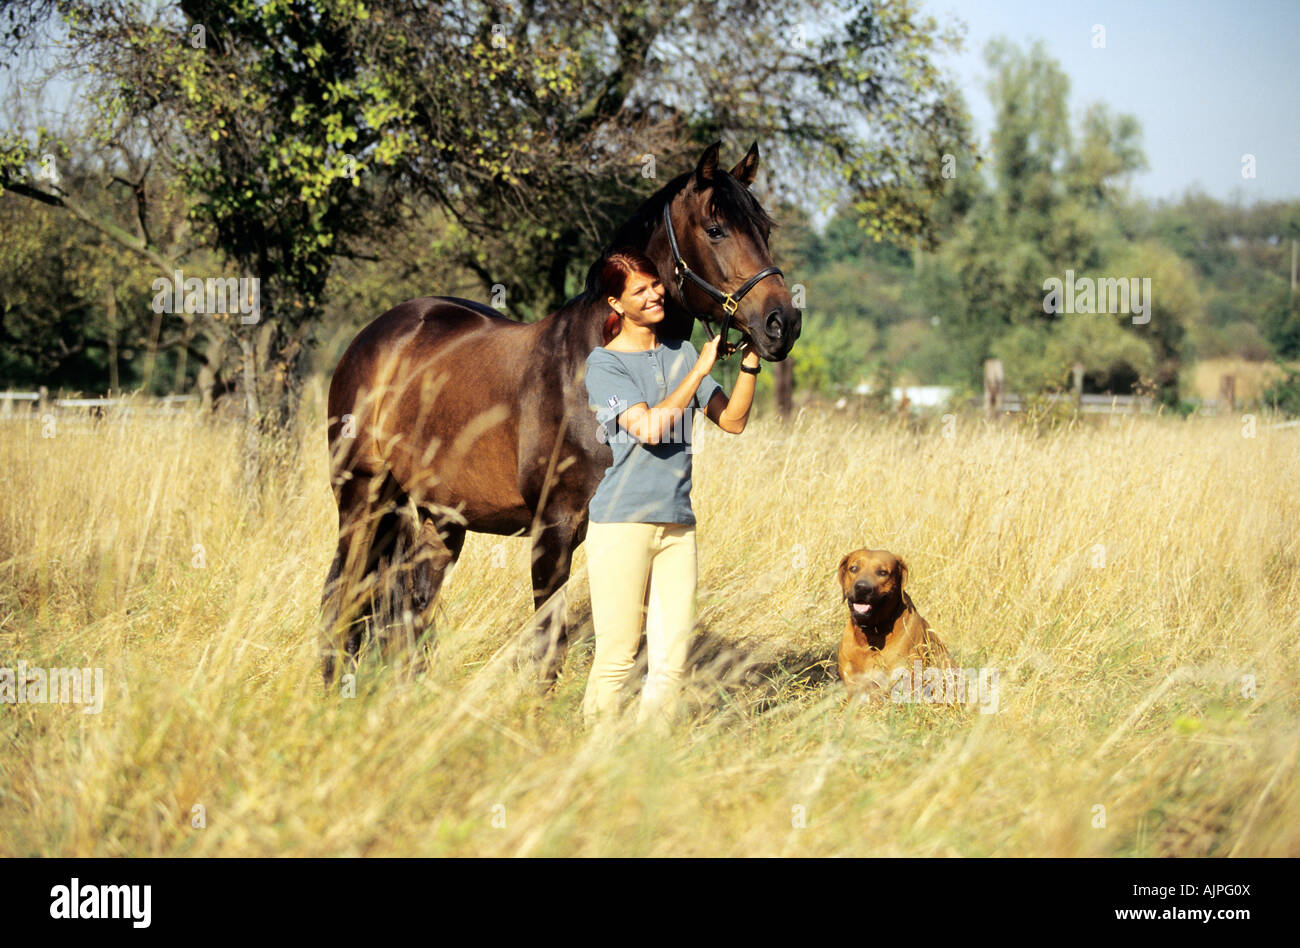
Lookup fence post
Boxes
[1219,374,1236,414]
[984,359,1004,419]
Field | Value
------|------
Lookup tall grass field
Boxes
[2,391,1297,856]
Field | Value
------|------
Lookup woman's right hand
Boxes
[696,335,721,377]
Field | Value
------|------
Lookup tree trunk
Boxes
[105,285,119,394]
[172,316,196,394]
[237,332,264,501]
[235,315,309,504]
[547,230,579,314]
[141,304,164,394]
[196,327,226,412]
[774,355,793,420]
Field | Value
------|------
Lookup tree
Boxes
[2,0,972,440]
[918,38,1158,395]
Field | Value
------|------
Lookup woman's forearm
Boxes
[629,368,707,443]
[718,370,756,433]
[717,349,759,433]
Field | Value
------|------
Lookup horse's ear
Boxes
[729,141,760,186]
[694,141,722,188]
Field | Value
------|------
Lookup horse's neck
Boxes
[643,225,699,340]
[540,290,691,350]
[538,225,697,350]
[540,295,606,354]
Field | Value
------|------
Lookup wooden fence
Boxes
[0,390,198,420]
[997,392,1157,414]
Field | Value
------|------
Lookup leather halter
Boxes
[661,199,783,360]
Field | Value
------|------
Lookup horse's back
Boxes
[337,295,513,365]
[330,296,523,407]
[326,296,536,522]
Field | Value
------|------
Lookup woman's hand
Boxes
[738,342,760,370]
[695,335,721,377]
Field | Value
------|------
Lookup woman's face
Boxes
[610,271,665,327]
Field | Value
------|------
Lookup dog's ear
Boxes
[895,557,908,593]
[837,553,850,596]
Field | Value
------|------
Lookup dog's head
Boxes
[837,548,908,628]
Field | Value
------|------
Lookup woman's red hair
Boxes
[597,249,660,345]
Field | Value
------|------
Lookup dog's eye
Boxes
[848,564,858,573]
[877,569,889,577]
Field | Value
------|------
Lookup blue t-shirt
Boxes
[584,337,724,524]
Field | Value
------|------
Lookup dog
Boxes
[836,548,952,701]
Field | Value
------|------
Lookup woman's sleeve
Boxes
[694,369,723,413]
[585,355,645,438]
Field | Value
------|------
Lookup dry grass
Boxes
[1,389,1298,856]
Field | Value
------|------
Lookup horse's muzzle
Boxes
[755,304,802,361]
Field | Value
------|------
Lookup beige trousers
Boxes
[582,520,698,726]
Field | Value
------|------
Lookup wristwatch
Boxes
[740,363,760,375]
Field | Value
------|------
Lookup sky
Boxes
[921,0,1300,203]
[6,1,1296,207]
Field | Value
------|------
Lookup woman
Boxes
[582,248,761,727]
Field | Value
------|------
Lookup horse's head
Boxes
[661,141,801,361]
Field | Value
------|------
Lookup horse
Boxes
[319,141,801,689]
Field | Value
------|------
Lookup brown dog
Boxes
[836,549,952,700]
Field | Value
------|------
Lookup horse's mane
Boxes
[580,168,775,301]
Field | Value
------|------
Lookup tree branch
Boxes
[4,180,176,274]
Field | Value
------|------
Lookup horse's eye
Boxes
[706,225,724,239]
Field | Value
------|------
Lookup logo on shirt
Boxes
[606,395,620,409]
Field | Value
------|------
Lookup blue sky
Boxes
[6,2,1295,206]
[922,0,1300,203]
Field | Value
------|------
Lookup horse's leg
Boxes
[529,515,587,690]
[376,510,465,677]
[320,544,350,688]
[320,472,401,688]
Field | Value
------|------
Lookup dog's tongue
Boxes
[852,602,871,616]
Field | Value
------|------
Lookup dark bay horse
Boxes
[320,141,801,688]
